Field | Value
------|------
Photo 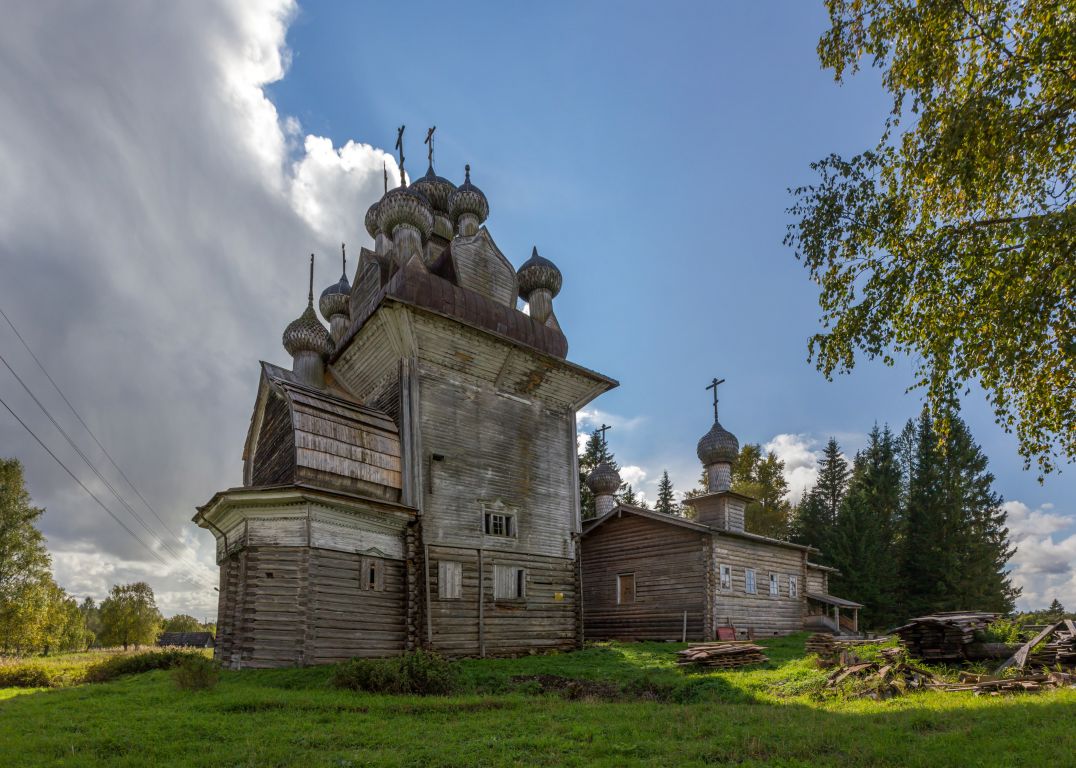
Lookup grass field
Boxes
[1,634,1074,767]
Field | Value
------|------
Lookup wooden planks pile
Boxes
[676,642,768,670]
[892,612,998,661]
[806,633,894,665]
[824,647,941,699]
[936,670,1076,696]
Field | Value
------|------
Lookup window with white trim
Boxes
[438,560,462,600]
[744,568,757,594]
[788,575,799,599]
[769,573,779,596]
[617,573,636,604]
[483,511,516,538]
[494,565,526,600]
[719,564,732,591]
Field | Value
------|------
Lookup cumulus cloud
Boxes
[1003,500,1076,609]
[0,1,394,614]
[577,408,646,433]
[764,433,821,502]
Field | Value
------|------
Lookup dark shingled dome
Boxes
[283,304,333,357]
[516,246,562,300]
[586,461,622,496]
[697,419,739,466]
[319,273,351,320]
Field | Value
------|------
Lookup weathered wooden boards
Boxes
[676,642,767,670]
[939,670,1076,695]
[892,612,998,661]
[805,633,892,664]
[996,620,1076,674]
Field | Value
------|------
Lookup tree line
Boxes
[0,458,213,656]
[578,408,1021,629]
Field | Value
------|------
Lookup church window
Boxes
[617,573,636,604]
[769,573,779,596]
[719,564,732,591]
[438,561,462,600]
[494,565,526,599]
[744,569,757,594]
[788,575,799,598]
[361,557,383,592]
[484,512,516,538]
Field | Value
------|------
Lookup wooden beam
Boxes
[996,620,1062,674]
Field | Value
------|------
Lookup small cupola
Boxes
[411,128,456,242]
[283,254,333,387]
[586,459,622,518]
[319,243,351,344]
[448,164,489,237]
[376,126,433,266]
[517,247,562,325]
[696,378,739,493]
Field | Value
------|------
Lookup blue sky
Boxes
[1,1,1071,614]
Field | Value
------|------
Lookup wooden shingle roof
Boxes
[157,632,214,647]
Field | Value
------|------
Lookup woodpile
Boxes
[892,612,998,661]
[1027,622,1076,668]
[824,647,941,698]
[676,642,768,670]
[806,633,894,665]
[935,670,1076,696]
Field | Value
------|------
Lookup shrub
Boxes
[331,650,458,695]
[83,649,201,683]
[172,654,220,691]
[0,662,57,688]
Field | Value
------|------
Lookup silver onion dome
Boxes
[516,247,562,300]
[448,165,489,225]
[364,200,381,238]
[319,273,351,320]
[586,461,622,496]
[377,184,434,240]
[283,304,333,358]
[411,164,457,213]
[697,420,739,466]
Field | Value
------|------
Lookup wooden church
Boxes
[579,389,862,641]
[194,129,616,667]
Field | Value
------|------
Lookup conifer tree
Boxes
[654,471,677,515]
[731,444,792,539]
[620,485,639,507]
[790,437,848,555]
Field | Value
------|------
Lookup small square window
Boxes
[484,512,516,538]
[617,573,636,604]
[360,557,383,592]
[719,564,732,591]
[769,573,779,596]
[438,561,462,600]
[494,565,525,600]
[745,569,757,594]
[788,575,799,599]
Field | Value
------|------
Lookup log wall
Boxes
[711,536,806,637]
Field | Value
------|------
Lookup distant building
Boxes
[580,399,862,641]
[157,632,215,648]
[194,137,615,668]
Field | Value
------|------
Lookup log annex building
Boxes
[194,131,858,668]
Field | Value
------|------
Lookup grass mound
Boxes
[331,650,459,695]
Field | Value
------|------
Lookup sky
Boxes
[0,0,1072,618]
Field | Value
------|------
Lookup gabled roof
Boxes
[582,504,819,553]
[158,632,214,647]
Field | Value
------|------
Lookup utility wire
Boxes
[0,305,186,543]
[0,351,215,589]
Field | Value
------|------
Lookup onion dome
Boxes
[364,200,381,238]
[448,164,489,226]
[697,420,739,466]
[516,247,562,300]
[586,461,622,496]
[283,303,333,358]
[377,184,433,240]
[319,273,350,320]
[411,164,457,213]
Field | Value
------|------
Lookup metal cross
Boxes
[394,125,406,181]
[706,377,725,422]
[341,243,346,276]
[383,161,388,194]
[424,126,436,166]
[307,253,315,305]
[597,423,612,449]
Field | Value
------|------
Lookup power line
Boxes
[0,352,214,589]
[0,304,186,543]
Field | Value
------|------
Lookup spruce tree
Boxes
[620,485,639,507]
[790,437,848,555]
[654,471,677,514]
[578,429,620,520]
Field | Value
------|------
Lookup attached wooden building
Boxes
[580,410,861,641]
[195,157,615,667]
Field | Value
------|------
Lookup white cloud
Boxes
[0,0,393,617]
[577,408,646,433]
[1003,500,1076,610]
[620,465,647,489]
[764,433,821,502]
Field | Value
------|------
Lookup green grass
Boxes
[1,635,1074,767]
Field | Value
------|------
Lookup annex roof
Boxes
[806,592,864,609]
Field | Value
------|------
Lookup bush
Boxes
[331,650,458,695]
[172,654,220,691]
[83,649,201,683]
[0,662,57,688]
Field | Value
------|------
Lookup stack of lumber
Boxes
[935,670,1076,696]
[1022,620,1076,669]
[806,633,894,665]
[676,642,767,670]
[892,612,998,661]
[824,647,941,699]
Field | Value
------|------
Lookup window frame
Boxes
[483,511,516,538]
[744,568,757,595]
[493,564,526,600]
[769,572,779,597]
[360,557,384,592]
[616,572,636,605]
[719,564,732,591]
[438,560,463,600]
[788,575,799,599]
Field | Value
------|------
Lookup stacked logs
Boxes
[892,612,998,661]
[937,670,1076,696]
[1024,622,1076,668]
[676,642,768,670]
[824,647,940,699]
[806,633,894,666]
